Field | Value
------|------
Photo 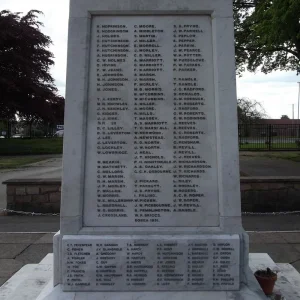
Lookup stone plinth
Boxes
[42,0,263,298]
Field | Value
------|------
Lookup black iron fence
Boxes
[1,120,299,151]
[239,124,300,151]
[0,120,61,138]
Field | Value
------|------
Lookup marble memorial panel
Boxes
[62,235,240,291]
[83,15,219,227]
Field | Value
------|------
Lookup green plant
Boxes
[255,268,277,278]
[254,268,278,295]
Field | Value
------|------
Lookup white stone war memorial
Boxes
[42,0,266,299]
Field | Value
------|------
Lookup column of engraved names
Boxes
[133,24,170,224]
[65,243,92,289]
[212,242,236,288]
[172,24,210,215]
[187,241,209,287]
[95,24,132,221]
[156,242,185,288]
[95,242,123,288]
[126,241,154,287]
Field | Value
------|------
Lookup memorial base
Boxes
[3,253,300,300]
[36,282,267,300]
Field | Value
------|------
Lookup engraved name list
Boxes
[83,16,219,227]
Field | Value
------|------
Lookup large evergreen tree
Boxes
[0,10,64,123]
[234,0,300,75]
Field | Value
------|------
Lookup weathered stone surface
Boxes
[6,196,14,204]
[26,187,40,195]
[249,183,270,190]
[43,203,60,213]
[0,262,52,300]
[49,193,60,203]
[7,186,16,196]
[40,186,58,194]
[292,183,300,190]
[15,187,26,196]
[240,184,252,191]
[32,194,49,203]
[15,195,31,204]
[6,203,15,210]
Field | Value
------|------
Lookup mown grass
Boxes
[240,151,300,162]
[240,143,300,150]
[263,152,300,162]
[0,138,63,155]
[0,156,55,169]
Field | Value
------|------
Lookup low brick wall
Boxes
[241,177,300,212]
[4,177,300,213]
[3,179,61,213]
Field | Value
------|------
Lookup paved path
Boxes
[243,214,300,232]
[0,156,62,211]
[240,155,300,176]
[1,231,300,288]
[0,216,60,233]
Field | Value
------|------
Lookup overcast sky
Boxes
[1,0,300,119]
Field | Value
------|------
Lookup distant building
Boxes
[260,119,300,125]
[239,119,300,138]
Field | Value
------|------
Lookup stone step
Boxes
[0,264,37,300]
[276,263,300,299]
[249,253,300,300]
[2,253,300,300]
[0,254,53,300]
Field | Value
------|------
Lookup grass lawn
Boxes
[240,143,300,150]
[263,152,300,162]
[0,138,63,155]
[240,151,300,162]
[0,156,55,169]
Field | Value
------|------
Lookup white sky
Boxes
[1,0,300,119]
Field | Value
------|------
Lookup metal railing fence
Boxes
[239,124,300,151]
[1,120,299,150]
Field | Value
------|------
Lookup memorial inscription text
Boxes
[63,236,240,291]
[84,16,218,227]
